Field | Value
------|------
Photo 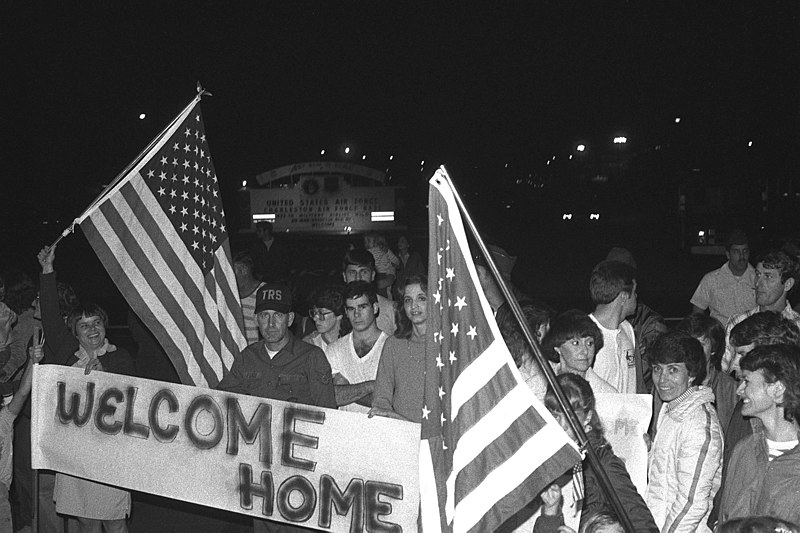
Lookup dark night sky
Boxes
[3,2,798,239]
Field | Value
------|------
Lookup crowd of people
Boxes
[2,222,800,533]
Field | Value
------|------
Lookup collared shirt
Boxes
[721,303,800,372]
[691,263,756,326]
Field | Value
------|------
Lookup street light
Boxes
[613,137,627,144]
[577,144,586,152]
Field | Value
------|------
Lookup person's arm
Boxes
[332,373,375,407]
[8,343,45,416]
[37,246,77,364]
[369,340,407,420]
[664,412,723,532]
[307,349,337,409]
[689,274,710,314]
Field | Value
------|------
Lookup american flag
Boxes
[419,168,580,533]
[77,96,246,388]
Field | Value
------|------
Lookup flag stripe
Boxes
[451,360,516,435]
[210,250,244,364]
[453,424,577,532]
[81,217,198,385]
[450,339,508,419]
[469,444,580,533]
[453,403,549,502]
[100,181,223,383]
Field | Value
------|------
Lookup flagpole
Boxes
[49,86,211,248]
[438,166,636,533]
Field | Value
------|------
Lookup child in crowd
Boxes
[364,232,400,298]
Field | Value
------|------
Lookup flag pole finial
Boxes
[197,82,213,98]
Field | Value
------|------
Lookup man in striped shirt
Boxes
[233,252,266,346]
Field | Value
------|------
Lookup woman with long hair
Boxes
[369,275,427,422]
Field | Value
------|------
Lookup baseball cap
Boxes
[255,284,293,314]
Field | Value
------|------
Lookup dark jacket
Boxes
[582,431,659,532]
[217,333,336,408]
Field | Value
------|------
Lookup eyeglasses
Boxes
[308,310,334,321]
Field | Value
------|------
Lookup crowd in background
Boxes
[2,223,800,533]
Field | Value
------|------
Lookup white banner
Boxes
[594,393,652,500]
[32,365,420,532]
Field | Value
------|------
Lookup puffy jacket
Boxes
[646,386,723,532]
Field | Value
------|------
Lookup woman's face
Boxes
[75,314,106,351]
[311,307,339,336]
[556,336,596,374]
[403,283,427,325]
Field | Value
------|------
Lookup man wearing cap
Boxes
[218,284,335,532]
[218,283,336,407]
[341,249,396,335]
[691,229,756,326]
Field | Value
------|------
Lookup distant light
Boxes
[241,180,247,187]
[546,160,550,165]
[138,113,146,120]
[748,141,753,147]
[589,213,600,221]
[371,211,395,222]
[505,162,509,168]
[420,160,425,166]
[577,144,586,152]
[613,137,627,144]
[505,204,512,209]
[389,155,394,160]
[362,155,367,160]
[320,149,326,155]
[562,213,573,220]
[674,117,681,123]
[552,156,556,161]
[698,230,705,237]
[569,154,573,160]
[344,146,351,154]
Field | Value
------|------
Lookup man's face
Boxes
[730,343,756,378]
[343,264,375,283]
[257,310,294,345]
[727,244,750,275]
[737,369,778,419]
[653,362,693,402]
[345,295,378,332]
[755,263,792,308]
